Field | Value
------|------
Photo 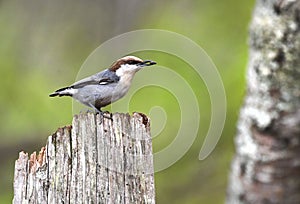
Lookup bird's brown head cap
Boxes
[109,56,156,72]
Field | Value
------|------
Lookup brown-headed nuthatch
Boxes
[49,56,156,113]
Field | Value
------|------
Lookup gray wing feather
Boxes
[71,69,119,89]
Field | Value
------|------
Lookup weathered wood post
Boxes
[13,112,155,204]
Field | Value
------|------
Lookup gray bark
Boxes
[13,112,155,204]
[227,0,300,203]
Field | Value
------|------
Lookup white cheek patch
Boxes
[116,64,139,77]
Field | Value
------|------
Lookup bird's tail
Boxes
[49,86,74,97]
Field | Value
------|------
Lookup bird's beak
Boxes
[140,60,156,67]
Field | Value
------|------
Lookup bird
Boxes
[49,56,156,114]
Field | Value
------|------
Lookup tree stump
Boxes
[13,112,155,204]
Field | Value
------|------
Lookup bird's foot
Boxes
[87,103,113,121]
[98,110,113,121]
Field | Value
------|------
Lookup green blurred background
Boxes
[0,0,254,203]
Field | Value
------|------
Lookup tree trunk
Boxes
[13,112,155,204]
[227,0,300,203]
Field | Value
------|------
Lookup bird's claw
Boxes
[98,110,113,121]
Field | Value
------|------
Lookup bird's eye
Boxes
[128,60,138,65]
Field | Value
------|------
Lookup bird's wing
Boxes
[71,69,120,89]
[99,78,116,85]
